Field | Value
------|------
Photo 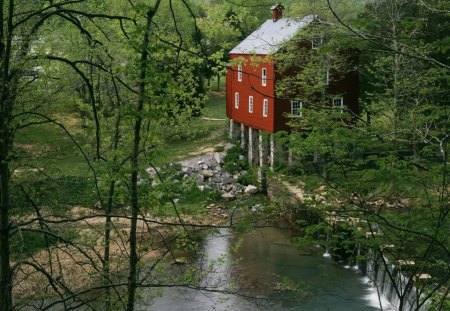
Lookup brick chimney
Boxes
[271,4,285,22]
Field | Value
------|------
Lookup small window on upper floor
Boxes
[263,99,268,117]
[248,96,253,113]
[238,65,242,82]
[291,100,303,117]
[312,36,323,49]
[235,92,239,109]
[262,68,267,86]
[332,97,344,113]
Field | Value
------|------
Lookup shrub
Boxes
[223,145,248,173]
[237,171,257,186]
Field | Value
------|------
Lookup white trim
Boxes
[262,68,267,86]
[325,69,329,85]
[332,97,344,113]
[248,96,253,113]
[235,92,239,109]
[263,99,268,117]
[291,100,303,117]
[237,65,242,82]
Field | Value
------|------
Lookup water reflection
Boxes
[145,227,393,311]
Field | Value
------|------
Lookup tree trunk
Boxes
[0,1,14,309]
[217,74,220,91]
[0,131,12,311]
[126,2,162,311]
[103,181,115,311]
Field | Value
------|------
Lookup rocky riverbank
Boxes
[146,145,259,202]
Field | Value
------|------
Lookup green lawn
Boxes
[203,90,226,119]
[152,90,228,165]
[13,89,228,175]
[13,121,91,177]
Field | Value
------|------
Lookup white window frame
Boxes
[291,100,303,117]
[237,65,242,82]
[332,97,344,113]
[262,68,267,86]
[248,96,253,113]
[263,99,268,117]
[312,36,323,49]
[235,92,239,109]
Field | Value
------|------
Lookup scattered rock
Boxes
[315,185,326,193]
[197,185,205,192]
[182,167,194,175]
[251,204,264,212]
[173,257,188,265]
[239,155,244,161]
[244,185,258,194]
[151,180,160,187]
[224,185,233,192]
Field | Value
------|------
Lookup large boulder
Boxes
[214,152,223,165]
[222,177,235,185]
[244,185,258,195]
[221,192,236,201]
[201,170,215,178]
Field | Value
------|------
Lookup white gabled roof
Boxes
[229,15,315,55]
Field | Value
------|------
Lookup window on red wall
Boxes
[332,97,344,113]
[238,65,242,82]
[262,68,267,86]
[312,36,323,49]
[263,99,268,117]
[291,100,303,117]
[235,92,239,109]
[248,96,253,113]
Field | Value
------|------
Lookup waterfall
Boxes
[352,244,361,270]
[364,249,429,311]
[323,231,331,258]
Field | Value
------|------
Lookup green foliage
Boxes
[236,170,257,186]
[223,145,248,173]
[274,1,450,308]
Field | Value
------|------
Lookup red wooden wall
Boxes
[226,52,359,133]
[226,54,276,133]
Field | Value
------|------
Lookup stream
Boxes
[145,227,395,311]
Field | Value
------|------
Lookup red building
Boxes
[226,5,359,134]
